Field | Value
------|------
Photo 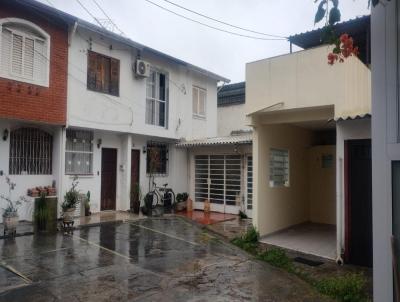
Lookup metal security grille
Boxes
[270,148,289,187]
[247,156,253,210]
[65,130,93,175]
[9,128,53,175]
[195,155,242,206]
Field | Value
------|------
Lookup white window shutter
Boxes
[34,39,46,81]
[192,86,198,115]
[199,89,206,116]
[24,37,34,78]
[11,34,23,76]
[1,28,12,74]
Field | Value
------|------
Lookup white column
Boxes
[119,134,132,211]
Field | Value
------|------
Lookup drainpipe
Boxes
[336,157,344,265]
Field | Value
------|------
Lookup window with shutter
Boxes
[0,19,49,86]
[192,86,207,118]
[87,51,119,96]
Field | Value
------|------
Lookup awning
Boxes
[333,113,371,122]
[176,134,252,148]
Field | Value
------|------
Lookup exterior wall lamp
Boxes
[142,146,147,154]
[97,138,102,149]
[3,129,9,141]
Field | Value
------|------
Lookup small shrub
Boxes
[257,248,294,271]
[231,226,259,254]
[315,273,367,302]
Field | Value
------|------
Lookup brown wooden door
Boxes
[101,148,117,211]
[345,139,372,267]
[130,150,140,211]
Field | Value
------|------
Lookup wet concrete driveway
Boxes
[0,217,330,301]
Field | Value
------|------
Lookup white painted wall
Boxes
[0,120,62,222]
[60,130,188,215]
[67,27,218,140]
[217,104,251,137]
[335,118,371,263]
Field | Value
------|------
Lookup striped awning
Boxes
[333,113,371,122]
[176,133,252,148]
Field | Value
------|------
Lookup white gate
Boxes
[194,154,242,214]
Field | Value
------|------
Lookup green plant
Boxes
[0,176,29,217]
[231,226,259,254]
[239,210,248,219]
[176,192,189,203]
[84,191,91,209]
[35,193,50,230]
[61,177,79,211]
[257,248,294,271]
[315,273,368,302]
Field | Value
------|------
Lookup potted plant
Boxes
[0,176,29,236]
[61,177,79,223]
[175,193,189,212]
[35,193,50,231]
[84,191,91,216]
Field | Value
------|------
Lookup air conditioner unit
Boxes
[135,60,150,78]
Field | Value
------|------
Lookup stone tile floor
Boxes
[0,217,331,301]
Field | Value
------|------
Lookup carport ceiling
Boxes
[292,120,336,130]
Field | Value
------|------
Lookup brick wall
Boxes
[0,2,68,125]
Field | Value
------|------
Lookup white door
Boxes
[194,154,242,214]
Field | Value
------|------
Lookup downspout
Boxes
[336,157,344,265]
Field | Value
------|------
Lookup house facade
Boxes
[0,0,72,221]
[246,17,372,263]
[177,82,253,216]
[62,19,227,214]
[371,1,399,300]
[0,0,228,221]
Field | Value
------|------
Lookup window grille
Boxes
[146,69,168,127]
[65,130,93,175]
[9,128,53,175]
[270,148,289,187]
[146,142,168,175]
[195,155,242,205]
[247,156,253,210]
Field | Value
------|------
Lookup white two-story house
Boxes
[61,17,228,214]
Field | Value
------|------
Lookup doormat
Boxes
[294,257,324,267]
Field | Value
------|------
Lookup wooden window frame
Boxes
[87,50,120,97]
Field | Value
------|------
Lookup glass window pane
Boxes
[192,87,198,115]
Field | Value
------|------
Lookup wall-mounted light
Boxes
[233,144,239,154]
[142,146,147,154]
[3,129,9,141]
[97,138,102,149]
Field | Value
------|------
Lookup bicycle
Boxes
[148,181,176,208]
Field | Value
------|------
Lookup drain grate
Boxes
[294,257,324,267]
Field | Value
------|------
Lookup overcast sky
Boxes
[38,0,370,83]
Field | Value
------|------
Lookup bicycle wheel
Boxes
[166,190,176,205]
